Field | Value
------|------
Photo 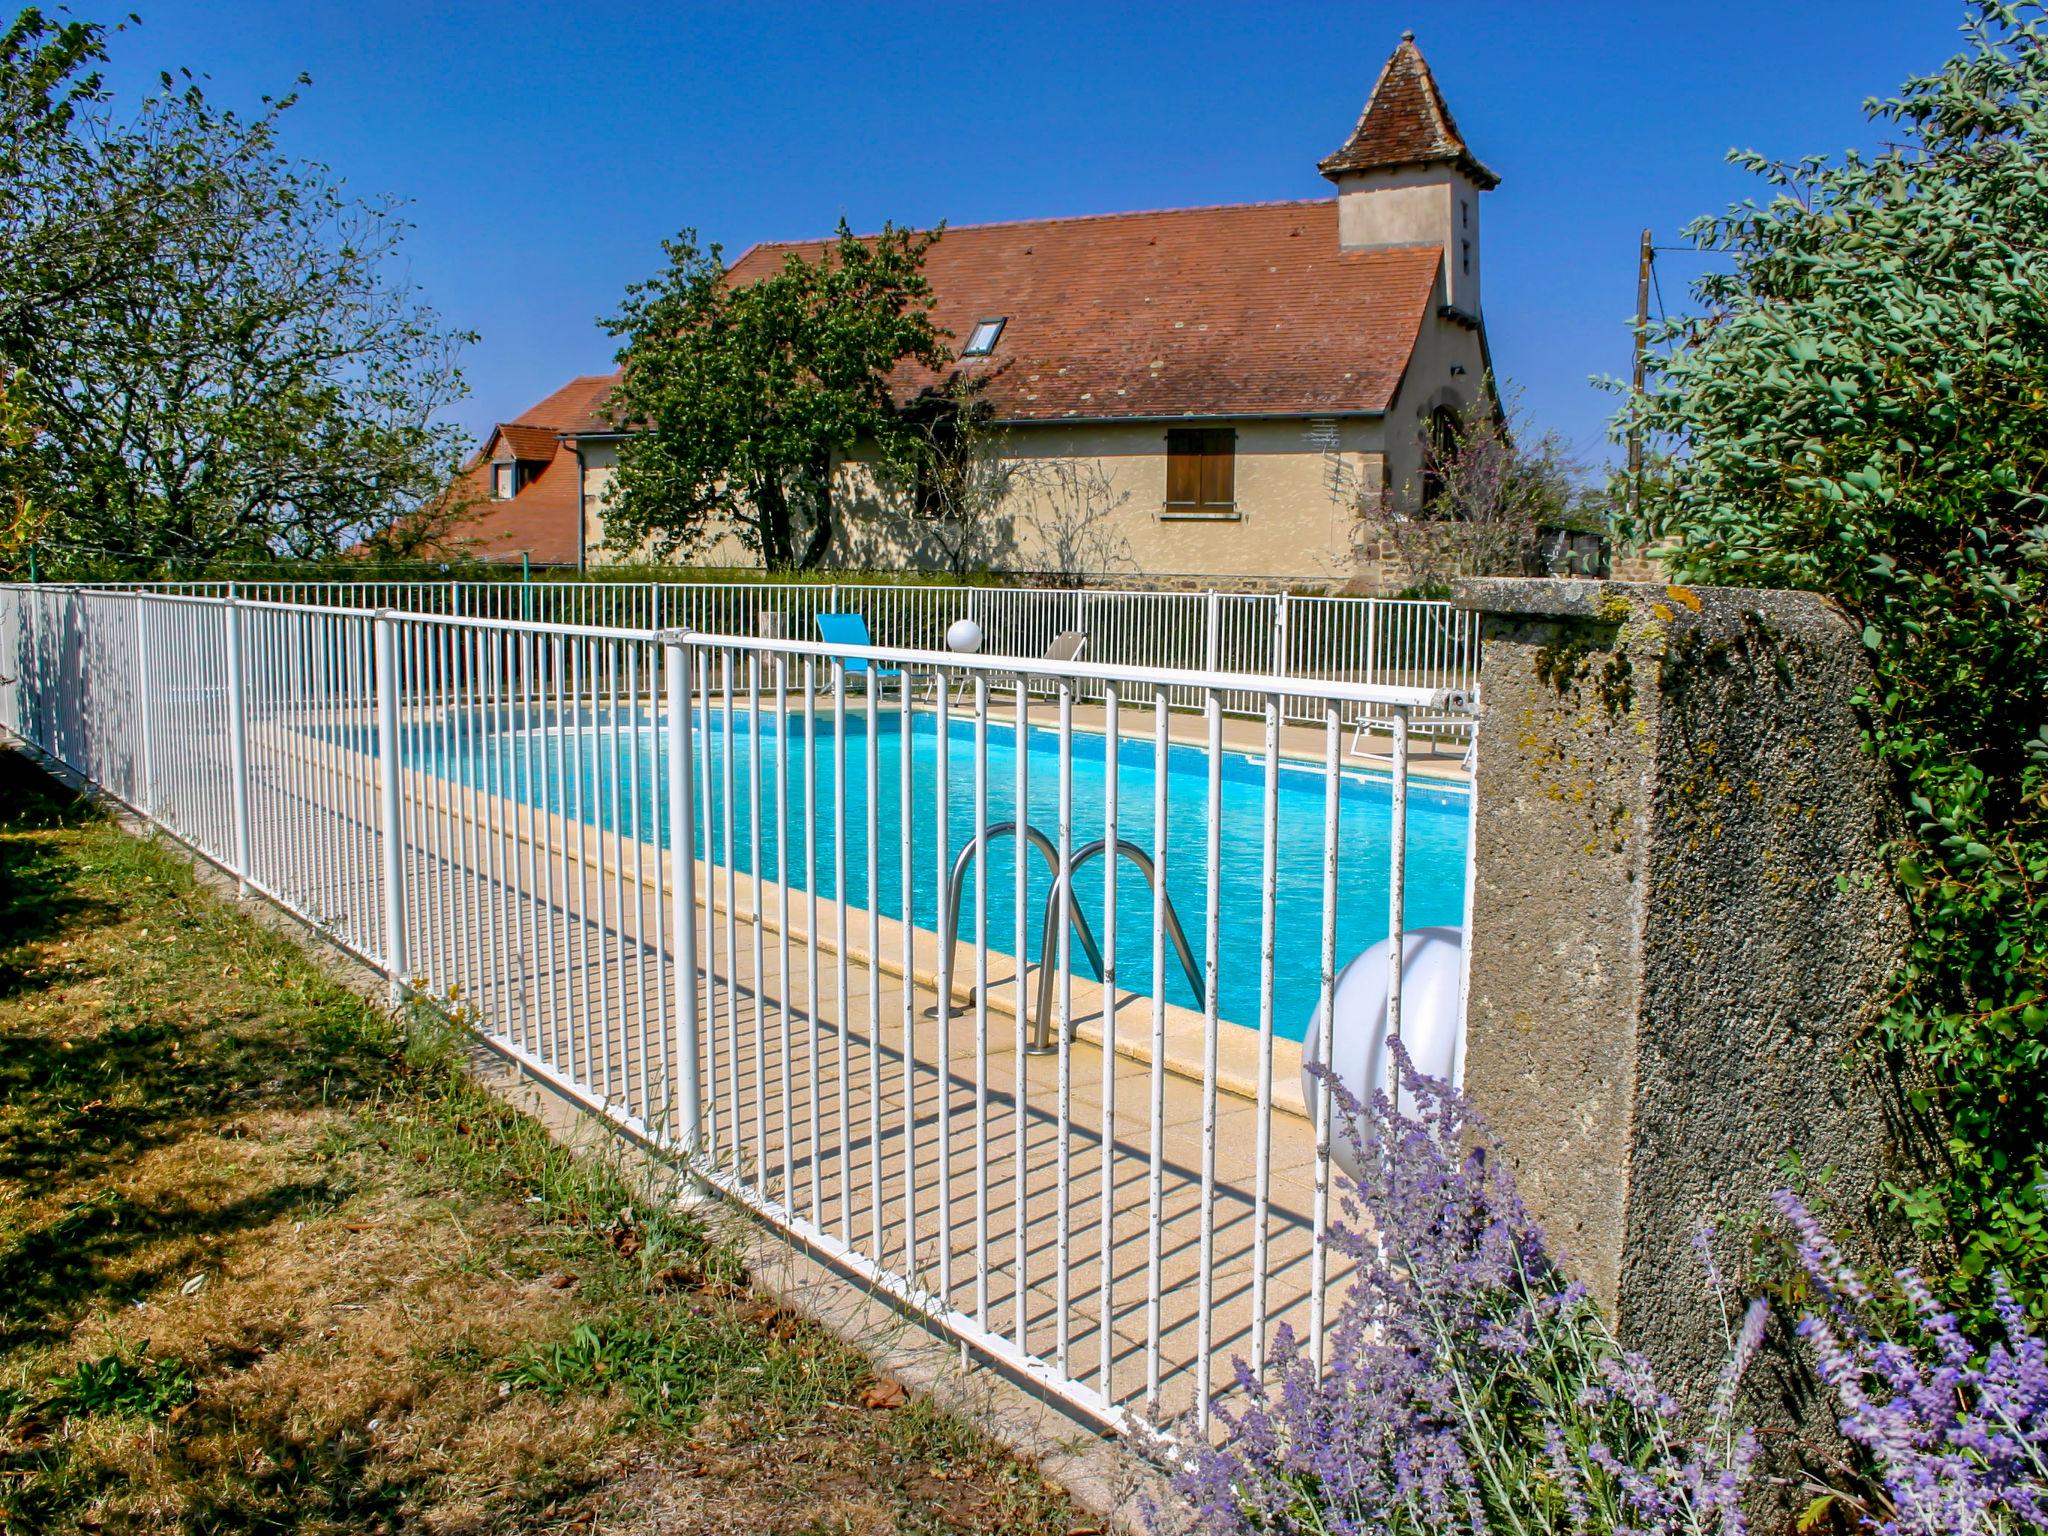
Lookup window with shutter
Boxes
[1164,427,1236,514]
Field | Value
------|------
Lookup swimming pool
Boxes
[401,707,1469,1040]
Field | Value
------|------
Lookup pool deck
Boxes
[222,691,1416,1430]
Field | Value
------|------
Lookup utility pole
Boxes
[1629,228,1654,523]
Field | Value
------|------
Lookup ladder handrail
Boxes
[1034,838,1205,1055]
[939,822,1206,1053]
[941,822,1107,990]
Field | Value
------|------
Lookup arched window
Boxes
[1421,405,1462,514]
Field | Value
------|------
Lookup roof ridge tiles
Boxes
[737,195,1343,255]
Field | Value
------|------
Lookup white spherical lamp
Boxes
[1300,926,1465,1180]
[945,617,984,655]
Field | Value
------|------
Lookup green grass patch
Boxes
[0,746,1078,1536]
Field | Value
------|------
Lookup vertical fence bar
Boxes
[1195,683,1223,1430]
[665,632,704,1160]
[1250,689,1280,1375]
[225,598,252,894]
[375,612,408,1003]
[1312,701,1341,1369]
[1385,703,1410,1095]
[133,594,154,819]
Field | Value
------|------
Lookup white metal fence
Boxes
[0,582,1476,1436]
[72,578,1478,732]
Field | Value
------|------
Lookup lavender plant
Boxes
[1777,1191,2048,1535]
[1170,1048,1760,1536]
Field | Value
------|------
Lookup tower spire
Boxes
[1320,32,1498,190]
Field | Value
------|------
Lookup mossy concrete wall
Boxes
[1455,577,1908,1397]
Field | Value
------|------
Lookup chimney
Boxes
[1320,31,1498,320]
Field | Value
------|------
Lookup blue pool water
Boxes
[400,708,1468,1040]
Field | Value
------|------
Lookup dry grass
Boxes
[0,747,1084,1536]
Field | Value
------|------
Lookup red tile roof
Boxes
[562,199,1443,430]
[1318,33,1498,190]
[509,373,618,437]
[496,422,561,462]
[436,373,617,566]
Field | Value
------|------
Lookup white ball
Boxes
[1300,926,1465,1180]
[945,617,984,654]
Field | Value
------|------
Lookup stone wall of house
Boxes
[581,418,1402,587]
[575,293,1491,589]
[1610,545,1674,584]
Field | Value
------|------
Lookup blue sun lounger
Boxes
[813,611,910,692]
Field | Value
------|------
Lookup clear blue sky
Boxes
[98,1,1969,467]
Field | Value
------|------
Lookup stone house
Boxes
[448,32,1502,590]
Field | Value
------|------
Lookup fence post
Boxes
[1204,589,1220,674]
[224,597,252,895]
[664,631,704,1161]
[133,593,154,820]
[374,612,409,1006]
[1455,577,1905,1417]
[1273,591,1290,675]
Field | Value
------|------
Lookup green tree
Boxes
[599,222,949,572]
[0,8,473,578]
[1619,1,2048,1317]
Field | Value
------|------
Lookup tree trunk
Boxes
[755,477,793,570]
[797,450,834,571]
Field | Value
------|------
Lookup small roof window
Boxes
[962,317,1005,357]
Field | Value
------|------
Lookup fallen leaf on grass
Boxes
[858,1378,907,1410]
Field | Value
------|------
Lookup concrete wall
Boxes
[1455,578,1910,1419]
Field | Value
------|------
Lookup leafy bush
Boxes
[1619,0,2048,1322]
[1169,1051,1759,1535]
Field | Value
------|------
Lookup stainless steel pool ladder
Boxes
[938,821,1206,1055]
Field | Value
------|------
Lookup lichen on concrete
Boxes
[1454,578,1911,1476]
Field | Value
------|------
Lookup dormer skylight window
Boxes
[962,317,1005,357]
[493,462,515,500]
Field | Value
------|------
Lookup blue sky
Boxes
[98,1,1970,466]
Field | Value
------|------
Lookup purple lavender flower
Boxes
[1162,1054,2047,1535]
[1166,1041,1756,1536]
[1776,1191,2048,1535]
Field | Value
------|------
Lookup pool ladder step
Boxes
[937,821,1206,1054]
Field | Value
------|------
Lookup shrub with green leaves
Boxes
[1619,2,2048,1320]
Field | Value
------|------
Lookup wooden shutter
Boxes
[1199,428,1235,509]
[1166,429,1201,506]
